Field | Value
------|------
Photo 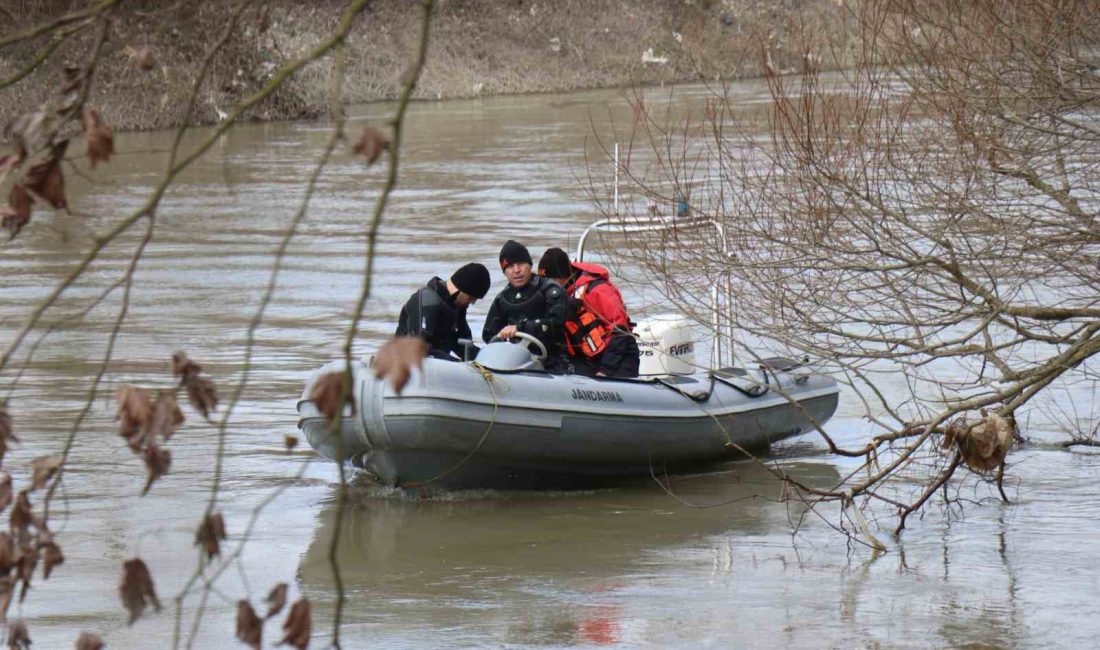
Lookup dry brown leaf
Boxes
[309,371,353,423]
[142,445,171,495]
[9,492,33,539]
[81,107,115,169]
[41,541,63,579]
[24,142,68,209]
[0,406,11,440]
[352,126,389,165]
[195,512,227,560]
[373,337,428,395]
[236,600,263,649]
[283,435,298,452]
[0,577,11,626]
[116,385,153,450]
[7,620,30,649]
[0,408,14,468]
[944,412,1015,472]
[17,544,36,602]
[171,351,202,379]
[0,533,15,574]
[152,391,185,441]
[3,185,33,241]
[0,474,10,514]
[183,374,218,419]
[119,558,160,625]
[0,578,13,630]
[172,352,218,418]
[265,582,287,619]
[75,632,104,650]
[29,455,62,491]
[279,598,311,649]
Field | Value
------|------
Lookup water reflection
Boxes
[298,461,839,646]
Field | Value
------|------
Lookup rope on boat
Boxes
[711,368,770,398]
[656,374,717,402]
[397,361,502,489]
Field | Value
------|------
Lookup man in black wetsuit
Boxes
[395,262,490,360]
[482,240,568,370]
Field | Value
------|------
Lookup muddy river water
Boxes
[1,80,1098,648]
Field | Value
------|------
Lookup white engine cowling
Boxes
[635,314,696,376]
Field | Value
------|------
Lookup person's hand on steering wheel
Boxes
[489,330,548,360]
[497,324,518,340]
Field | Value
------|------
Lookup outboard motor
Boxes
[636,314,696,376]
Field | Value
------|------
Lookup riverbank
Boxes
[0,0,849,132]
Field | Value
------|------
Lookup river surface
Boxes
[1,81,1098,648]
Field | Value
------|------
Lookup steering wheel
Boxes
[488,331,548,361]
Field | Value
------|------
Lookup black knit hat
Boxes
[450,262,490,299]
[498,240,532,270]
[538,247,573,279]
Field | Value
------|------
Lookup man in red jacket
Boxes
[537,247,640,378]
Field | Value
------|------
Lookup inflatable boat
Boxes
[296,215,839,491]
[296,329,838,491]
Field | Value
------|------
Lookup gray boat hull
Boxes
[296,350,839,491]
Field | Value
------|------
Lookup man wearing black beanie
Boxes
[538,247,639,378]
[483,240,568,369]
[395,262,490,360]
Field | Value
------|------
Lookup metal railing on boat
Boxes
[575,214,735,370]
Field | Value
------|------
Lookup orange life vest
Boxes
[564,281,615,358]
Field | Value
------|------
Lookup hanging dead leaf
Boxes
[309,371,353,423]
[119,558,160,625]
[75,632,104,650]
[171,351,202,379]
[944,411,1015,472]
[15,550,33,603]
[116,385,153,450]
[265,582,287,619]
[41,541,63,579]
[172,352,218,417]
[0,474,10,514]
[0,407,15,467]
[17,544,37,602]
[373,337,428,395]
[142,445,171,495]
[9,492,33,539]
[283,435,298,452]
[279,598,311,649]
[81,107,115,169]
[0,533,15,573]
[151,391,184,441]
[3,185,33,240]
[29,455,62,491]
[195,512,227,560]
[0,408,10,440]
[352,126,389,165]
[236,600,263,649]
[24,142,68,209]
[0,576,11,625]
[7,620,30,649]
[183,374,218,419]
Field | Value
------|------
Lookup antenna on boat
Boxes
[612,143,620,214]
